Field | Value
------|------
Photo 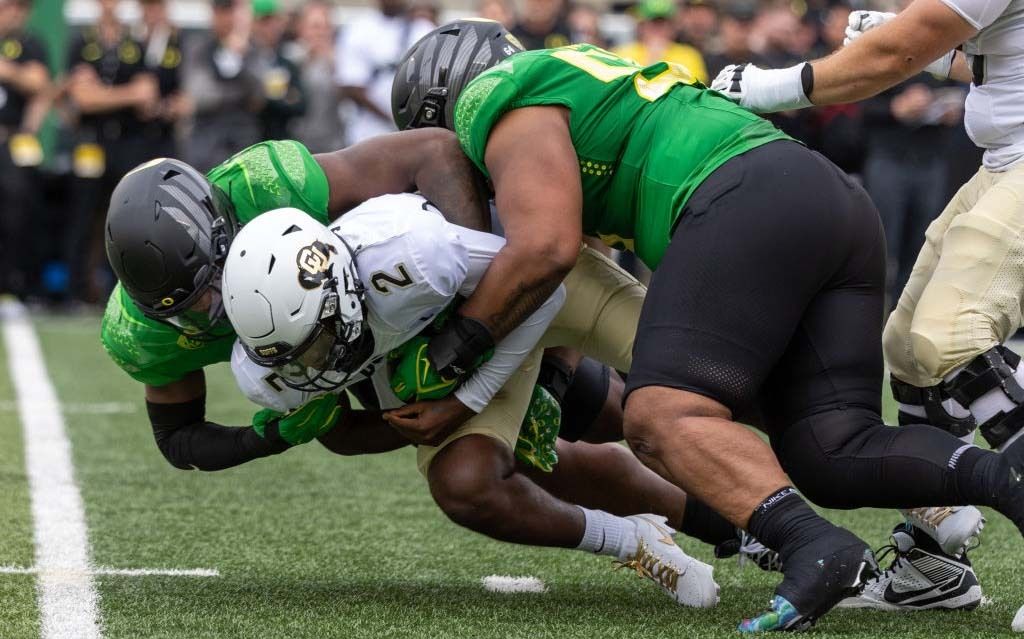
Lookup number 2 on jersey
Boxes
[551,45,696,102]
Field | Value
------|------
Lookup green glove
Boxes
[251,393,343,446]
[514,384,561,472]
[388,336,460,402]
[388,336,493,403]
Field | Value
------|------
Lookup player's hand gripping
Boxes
[383,395,475,446]
[251,393,344,446]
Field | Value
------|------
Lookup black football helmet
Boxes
[391,19,524,131]
[105,158,238,340]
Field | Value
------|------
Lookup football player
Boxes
[388,19,1024,631]
[224,198,725,607]
[101,133,764,598]
[710,0,1024,615]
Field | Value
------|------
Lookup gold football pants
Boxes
[884,162,1024,386]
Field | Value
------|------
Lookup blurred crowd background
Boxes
[0,0,981,310]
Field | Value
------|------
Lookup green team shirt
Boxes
[100,140,330,386]
[455,44,793,268]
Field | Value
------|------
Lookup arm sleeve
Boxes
[450,225,566,412]
[937,0,1009,29]
[147,396,290,471]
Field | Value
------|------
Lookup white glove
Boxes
[844,9,955,78]
[843,10,896,46]
[710,63,812,113]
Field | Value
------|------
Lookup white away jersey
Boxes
[231,193,563,415]
[940,0,1024,169]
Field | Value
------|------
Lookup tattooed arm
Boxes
[455,106,583,341]
[314,128,491,231]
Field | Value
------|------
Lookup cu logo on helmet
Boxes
[296,241,335,289]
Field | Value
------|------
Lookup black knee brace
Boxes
[945,345,1024,449]
[890,377,975,437]
[538,355,611,442]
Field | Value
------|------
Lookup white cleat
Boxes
[616,514,720,608]
[838,526,982,612]
[900,506,985,557]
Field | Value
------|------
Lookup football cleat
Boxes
[900,506,985,557]
[715,530,783,572]
[742,528,876,632]
[615,514,720,608]
[838,524,982,611]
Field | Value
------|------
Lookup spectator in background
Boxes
[567,3,607,47]
[802,1,864,175]
[250,0,304,140]
[288,0,343,152]
[703,1,760,77]
[674,0,717,52]
[137,0,189,159]
[863,78,963,307]
[511,0,571,49]
[616,0,707,83]
[478,0,515,28]
[65,0,156,303]
[409,0,441,25]
[335,0,431,144]
[184,0,261,171]
[0,0,48,298]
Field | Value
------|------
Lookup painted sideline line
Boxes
[0,400,137,415]
[0,566,220,578]
[2,301,103,639]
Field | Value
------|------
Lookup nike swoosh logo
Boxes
[1011,466,1023,484]
[637,516,675,545]
[883,578,956,604]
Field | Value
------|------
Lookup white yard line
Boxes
[2,301,103,639]
[481,575,547,593]
[0,400,137,415]
[0,566,220,578]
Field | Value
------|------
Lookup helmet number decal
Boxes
[296,241,336,289]
[370,264,413,295]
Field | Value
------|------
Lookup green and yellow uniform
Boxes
[100,140,330,386]
[455,44,792,268]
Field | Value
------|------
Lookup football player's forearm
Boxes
[412,139,491,232]
[317,410,410,455]
[147,397,289,471]
[458,243,574,342]
[316,129,489,229]
[456,284,566,412]
[808,0,976,105]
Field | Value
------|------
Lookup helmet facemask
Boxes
[242,237,374,393]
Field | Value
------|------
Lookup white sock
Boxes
[576,507,636,559]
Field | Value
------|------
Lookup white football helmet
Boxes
[221,208,371,391]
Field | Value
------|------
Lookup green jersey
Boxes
[100,140,330,386]
[455,44,792,268]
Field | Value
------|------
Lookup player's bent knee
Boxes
[427,436,516,530]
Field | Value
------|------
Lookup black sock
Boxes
[747,487,836,560]
[679,497,737,547]
[953,446,1023,529]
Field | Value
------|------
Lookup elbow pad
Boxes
[147,396,207,470]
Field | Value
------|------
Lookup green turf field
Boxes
[0,311,1021,638]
